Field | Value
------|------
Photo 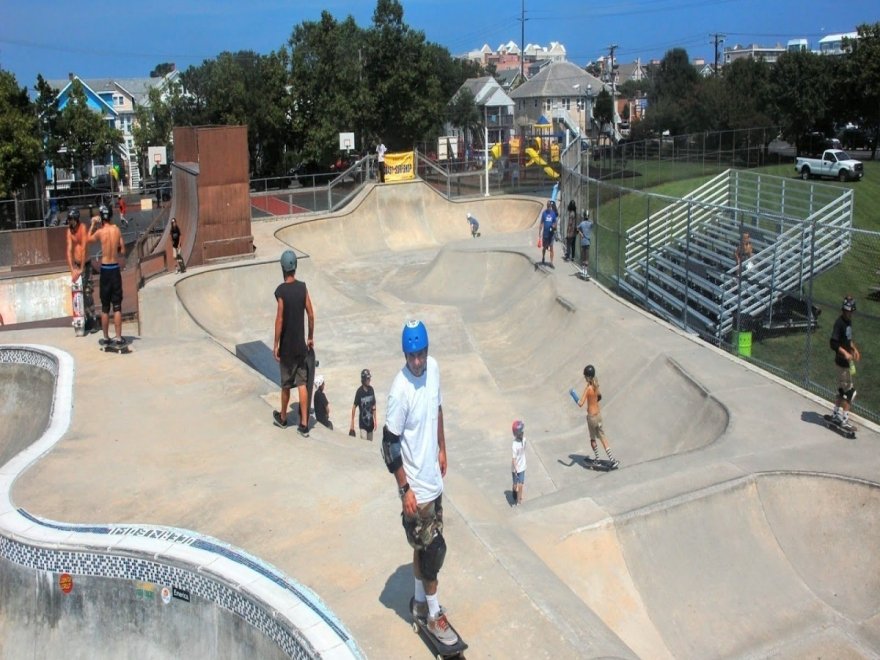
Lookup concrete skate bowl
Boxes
[524,471,880,658]
[174,257,373,346]
[0,353,54,466]
[0,345,361,659]
[274,180,542,263]
[394,246,727,462]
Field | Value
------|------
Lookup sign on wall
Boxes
[384,152,415,182]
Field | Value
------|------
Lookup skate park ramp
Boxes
[520,471,880,658]
[0,360,54,466]
[61,178,880,657]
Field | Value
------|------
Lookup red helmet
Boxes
[512,420,524,436]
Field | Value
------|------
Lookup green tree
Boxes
[54,80,123,181]
[0,70,41,199]
[721,58,773,130]
[770,50,832,154]
[149,63,176,78]
[33,74,63,192]
[651,48,699,104]
[447,87,480,147]
[845,22,880,159]
[132,84,177,181]
[287,12,366,167]
[594,89,614,134]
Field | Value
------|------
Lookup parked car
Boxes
[795,149,864,182]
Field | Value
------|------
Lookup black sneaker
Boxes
[297,424,310,437]
[273,411,287,428]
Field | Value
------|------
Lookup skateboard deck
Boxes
[72,279,85,336]
[584,457,618,472]
[574,261,591,280]
[823,414,856,439]
[99,338,132,354]
[305,347,317,423]
[175,253,187,273]
[411,607,468,659]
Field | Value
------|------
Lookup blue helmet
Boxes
[401,320,428,354]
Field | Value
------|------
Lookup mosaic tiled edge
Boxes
[0,345,362,659]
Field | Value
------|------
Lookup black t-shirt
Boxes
[274,280,308,364]
[314,389,329,424]
[171,224,181,248]
[830,315,853,368]
[353,385,376,430]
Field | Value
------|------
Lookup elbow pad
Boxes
[381,425,403,474]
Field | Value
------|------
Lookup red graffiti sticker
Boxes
[59,573,73,594]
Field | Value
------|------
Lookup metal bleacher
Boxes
[619,169,854,342]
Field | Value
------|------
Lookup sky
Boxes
[1,0,878,88]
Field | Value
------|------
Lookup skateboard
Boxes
[584,457,619,472]
[175,252,186,273]
[823,414,856,439]
[99,337,132,354]
[305,347,317,422]
[72,278,85,336]
[411,600,468,659]
[574,261,591,280]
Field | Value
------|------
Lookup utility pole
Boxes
[519,0,528,82]
[607,44,618,142]
[711,33,725,76]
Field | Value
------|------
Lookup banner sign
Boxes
[384,151,415,182]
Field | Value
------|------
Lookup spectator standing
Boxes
[511,420,526,506]
[376,139,388,183]
[272,250,316,436]
[577,211,593,276]
[538,201,558,267]
[565,199,578,261]
[350,369,377,440]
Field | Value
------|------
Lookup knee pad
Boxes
[845,387,856,403]
[418,532,446,581]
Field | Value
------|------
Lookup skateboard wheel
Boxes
[412,621,420,633]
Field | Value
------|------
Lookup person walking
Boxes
[381,320,459,646]
[565,199,578,261]
[538,200,558,267]
[577,210,593,277]
[349,369,378,440]
[87,205,126,346]
[273,250,315,436]
[376,139,387,183]
[829,296,860,433]
[572,364,618,467]
[511,420,526,506]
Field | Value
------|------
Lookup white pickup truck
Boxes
[795,149,864,182]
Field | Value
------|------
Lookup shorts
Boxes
[512,471,525,484]
[402,494,443,551]
[587,413,606,443]
[542,230,554,246]
[99,265,123,313]
[359,428,374,441]
[279,357,308,389]
[838,367,854,393]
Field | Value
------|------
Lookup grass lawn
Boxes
[583,159,880,421]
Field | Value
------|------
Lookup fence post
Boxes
[803,219,818,387]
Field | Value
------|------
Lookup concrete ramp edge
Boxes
[0,344,362,660]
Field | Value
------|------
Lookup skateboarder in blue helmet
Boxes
[382,319,462,647]
[829,295,860,433]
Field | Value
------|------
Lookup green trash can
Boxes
[736,331,752,357]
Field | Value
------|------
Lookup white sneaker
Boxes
[427,608,459,646]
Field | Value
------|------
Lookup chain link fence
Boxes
[560,130,879,423]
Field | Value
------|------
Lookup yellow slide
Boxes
[524,147,560,179]
[486,143,502,170]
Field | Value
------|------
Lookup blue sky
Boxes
[1,0,877,87]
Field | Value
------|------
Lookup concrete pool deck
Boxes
[4,181,880,658]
